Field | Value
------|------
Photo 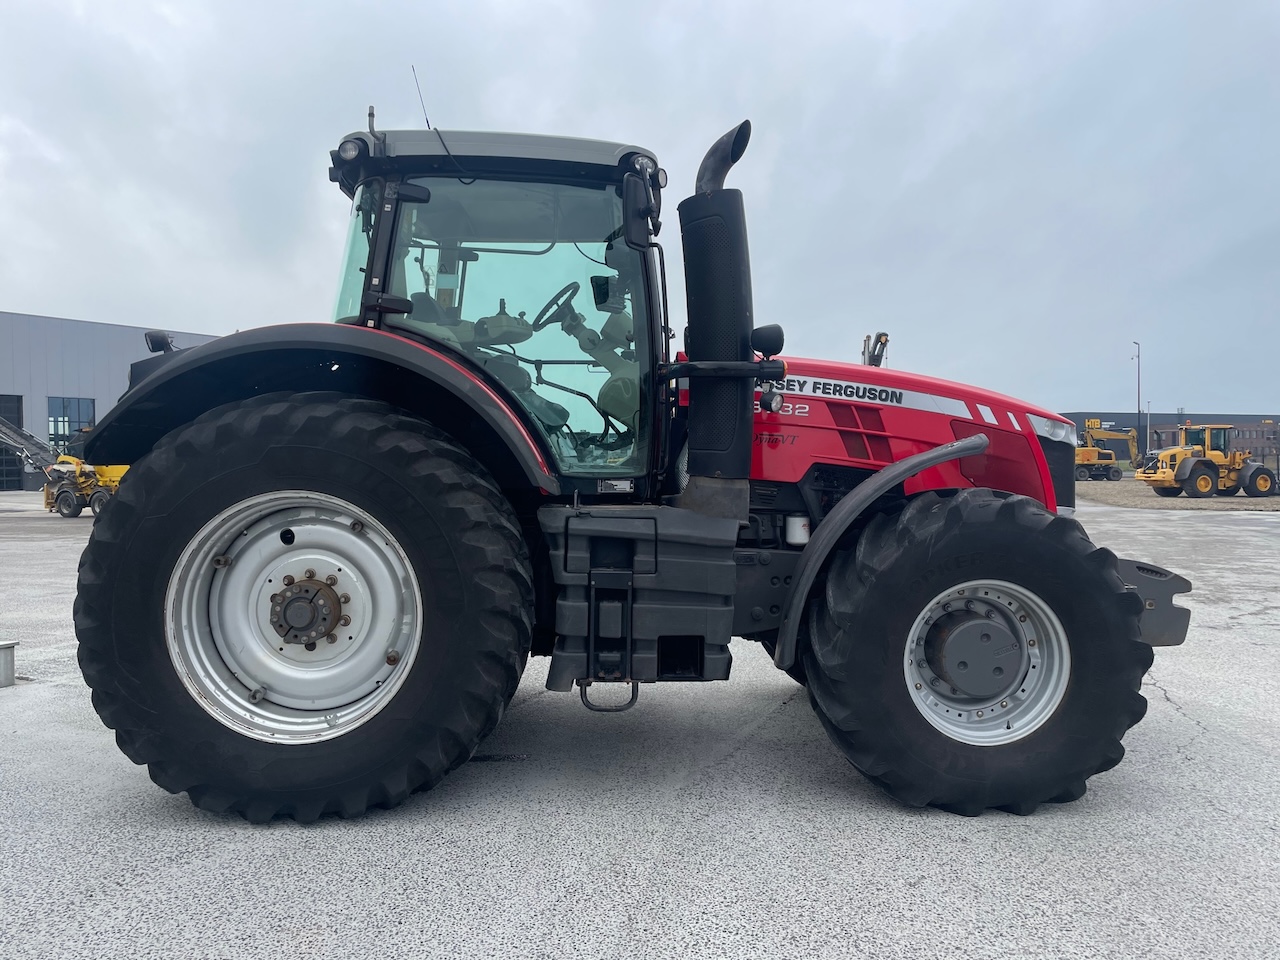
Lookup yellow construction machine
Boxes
[0,417,128,518]
[1135,423,1275,498]
[1075,420,1139,481]
[41,456,128,518]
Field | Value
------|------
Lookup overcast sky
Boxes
[1,0,1277,413]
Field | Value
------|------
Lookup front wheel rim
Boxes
[165,491,424,744]
[903,579,1071,747]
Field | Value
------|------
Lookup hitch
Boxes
[578,680,640,713]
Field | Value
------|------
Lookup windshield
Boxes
[1184,428,1205,447]
[383,177,650,477]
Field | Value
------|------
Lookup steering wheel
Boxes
[531,282,581,331]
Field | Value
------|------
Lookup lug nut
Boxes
[986,610,996,619]
[339,615,351,626]
[327,634,337,644]
[326,575,338,586]
[283,575,295,586]
[248,687,265,703]
[386,650,400,666]
[930,678,940,687]
[304,568,315,580]
[340,594,351,605]
[350,520,364,533]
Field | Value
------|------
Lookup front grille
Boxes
[1038,436,1075,511]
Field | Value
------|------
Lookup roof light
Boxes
[338,139,362,162]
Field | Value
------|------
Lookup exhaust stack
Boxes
[677,122,756,512]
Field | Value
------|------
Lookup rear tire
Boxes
[56,490,82,518]
[802,489,1150,816]
[89,489,110,517]
[1107,466,1123,481]
[1153,486,1182,498]
[1074,466,1090,482]
[1244,468,1275,498]
[1182,465,1217,498]
[74,393,533,823]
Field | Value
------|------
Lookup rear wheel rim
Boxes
[165,491,424,744]
[903,579,1071,747]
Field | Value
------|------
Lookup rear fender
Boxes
[84,323,560,494]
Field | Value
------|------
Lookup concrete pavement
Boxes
[1,490,1277,959]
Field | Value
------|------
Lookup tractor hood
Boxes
[769,356,1072,432]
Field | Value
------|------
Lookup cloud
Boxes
[1,0,1277,412]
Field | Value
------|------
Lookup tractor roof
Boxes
[362,129,656,166]
[329,128,659,197]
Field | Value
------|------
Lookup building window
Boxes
[48,397,95,454]
[0,395,23,491]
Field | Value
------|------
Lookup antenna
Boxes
[411,65,431,129]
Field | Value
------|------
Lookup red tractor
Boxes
[74,117,1190,822]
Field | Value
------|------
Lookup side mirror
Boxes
[144,330,174,354]
[751,324,785,359]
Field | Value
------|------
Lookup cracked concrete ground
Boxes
[1,489,1277,959]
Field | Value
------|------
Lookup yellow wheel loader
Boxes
[1135,423,1275,498]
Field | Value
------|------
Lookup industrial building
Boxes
[0,311,217,490]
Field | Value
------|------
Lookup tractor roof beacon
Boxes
[74,112,1192,823]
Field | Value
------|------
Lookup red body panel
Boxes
[752,358,1062,510]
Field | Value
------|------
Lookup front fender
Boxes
[84,322,560,494]
[772,434,990,670]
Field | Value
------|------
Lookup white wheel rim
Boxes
[165,491,423,744]
[902,579,1071,747]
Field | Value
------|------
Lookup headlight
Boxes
[338,139,363,162]
[1026,413,1075,444]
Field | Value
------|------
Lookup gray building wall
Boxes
[0,311,218,489]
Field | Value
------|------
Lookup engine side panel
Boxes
[751,361,1057,510]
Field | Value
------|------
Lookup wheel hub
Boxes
[903,580,1072,747]
[924,611,1020,699]
[270,578,343,645]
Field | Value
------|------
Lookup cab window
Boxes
[384,178,649,477]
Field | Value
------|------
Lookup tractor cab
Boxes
[329,127,667,480]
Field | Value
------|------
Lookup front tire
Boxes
[75,393,533,823]
[56,490,82,518]
[1153,486,1182,498]
[1183,465,1217,498]
[802,489,1150,816]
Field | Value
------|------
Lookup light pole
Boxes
[1132,341,1141,458]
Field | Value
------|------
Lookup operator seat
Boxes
[386,293,477,346]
